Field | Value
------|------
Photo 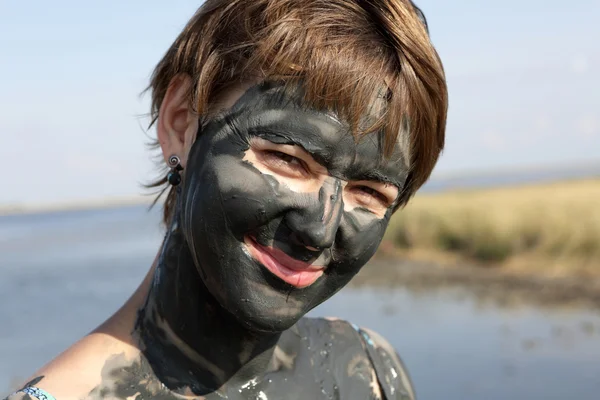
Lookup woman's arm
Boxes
[3,377,54,400]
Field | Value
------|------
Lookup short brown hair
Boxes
[146,0,448,225]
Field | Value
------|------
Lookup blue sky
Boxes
[1,1,598,205]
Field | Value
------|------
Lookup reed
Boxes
[384,178,600,277]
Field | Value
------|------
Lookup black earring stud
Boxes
[167,155,183,186]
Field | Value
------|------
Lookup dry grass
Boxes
[384,178,600,277]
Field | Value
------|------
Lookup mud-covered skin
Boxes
[134,219,282,395]
[123,82,411,398]
[5,321,414,400]
[180,82,409,334]
[60,320,412,400]
[129,209,414,398]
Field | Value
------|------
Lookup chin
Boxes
[190,229,365,334]
[195,244,310,333]
[221,266,356,334]
[223,282,311,334]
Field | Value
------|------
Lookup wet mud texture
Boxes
[91,319,412,400]
[114,81,415,400]
[3,320,414,399]
[177,81,408,333]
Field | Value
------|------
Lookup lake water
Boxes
[1,206,599,399]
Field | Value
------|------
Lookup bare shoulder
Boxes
[3,331,140,400]
[358,326,416,400]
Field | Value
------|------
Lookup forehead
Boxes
[220,82,410,187]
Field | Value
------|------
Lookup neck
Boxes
[135,213,282,396]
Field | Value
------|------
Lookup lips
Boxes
[244,236,325,289]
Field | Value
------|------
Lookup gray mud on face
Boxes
[1,206,600,400]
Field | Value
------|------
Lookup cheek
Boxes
[211,155,273,198]
[201,154,307,233]
[336,211,388,263]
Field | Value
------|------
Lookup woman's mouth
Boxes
[244,236,325,289]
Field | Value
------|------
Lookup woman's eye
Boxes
[261,150,308,176]
[271,151,299,164]
[352,186,390,209]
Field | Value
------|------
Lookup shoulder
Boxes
[299,317,416,400]
[4,331,141,400]
[357,326,416,400]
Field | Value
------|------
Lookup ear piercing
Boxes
[167,155,183,186]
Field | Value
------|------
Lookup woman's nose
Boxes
[284,179,344,251]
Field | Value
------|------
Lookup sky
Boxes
[1,0,599,205]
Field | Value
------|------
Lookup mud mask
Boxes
[179,82,409,332]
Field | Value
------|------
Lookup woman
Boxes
[9,0,447,399]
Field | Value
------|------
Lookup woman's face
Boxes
[178,82,409,333]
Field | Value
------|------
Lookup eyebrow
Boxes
[345,170,404,191]
[225,109,408,188]
[246,123,328,155]
[248,127,313,148]
[249,131,327,171]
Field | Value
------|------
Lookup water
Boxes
[1,206,599,399]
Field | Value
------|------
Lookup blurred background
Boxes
[1,1,599,399]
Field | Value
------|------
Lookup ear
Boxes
[156,74,199,168]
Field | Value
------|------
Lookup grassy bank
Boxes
[383,178,600,277]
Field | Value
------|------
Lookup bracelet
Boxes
[14,387,56,400]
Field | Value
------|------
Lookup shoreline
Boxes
[4,167,599,217]
[355,255,600,309]
[0,195,155,217]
